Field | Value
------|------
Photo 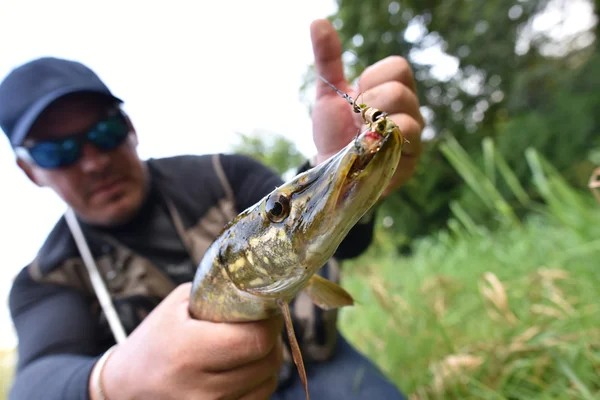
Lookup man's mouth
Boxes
[90,177,128,200]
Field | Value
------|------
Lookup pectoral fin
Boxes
[303,274,354,310]
[277,298,310,400]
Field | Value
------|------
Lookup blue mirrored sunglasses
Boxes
[15,108,131,169]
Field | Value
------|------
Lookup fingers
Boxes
[355,80,425,131]
[355,55,425,154]
[310,19,350,98]
[143,282,192,325]
[388,113,424,157]
[358,55,418,95]
[351,79,424,157]
[383,152,420,197]
[213,337,283,400]
[236,373,279,400]
[168,282,193,304]
[200,316,284,372]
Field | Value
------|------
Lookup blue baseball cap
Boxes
[0,57,123,146]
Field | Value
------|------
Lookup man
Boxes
[1,19,423,399]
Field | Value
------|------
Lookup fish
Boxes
[188,77,405,400]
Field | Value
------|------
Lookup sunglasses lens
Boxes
[28,139,80,168]
[89,115,129,150]
[24,111,129,169]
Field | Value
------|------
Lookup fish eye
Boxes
[376,121,386,133]
[265,193,291,223]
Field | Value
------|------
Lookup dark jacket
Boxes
[8,153,376,399]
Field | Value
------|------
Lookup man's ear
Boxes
[123,113,139,147]
[129,131,139,147]
[16,157,44,187]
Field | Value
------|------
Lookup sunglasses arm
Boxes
[13,146,35,164]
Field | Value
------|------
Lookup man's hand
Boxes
[310,19,425,197]
[94,283,284,400]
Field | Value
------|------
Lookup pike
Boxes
[188,76,405,400]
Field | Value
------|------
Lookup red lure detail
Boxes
[365,131,380,140]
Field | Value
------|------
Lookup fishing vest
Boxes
[25,153,342,384]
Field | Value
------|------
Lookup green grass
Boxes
[338,140,600,399]
[0,349,14,400]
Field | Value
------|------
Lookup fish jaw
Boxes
[297,122,404,270]
[189,120,403,308]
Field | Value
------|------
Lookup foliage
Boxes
[301,0,600,249]
[229,130,307,176]
[338,139,600,399]
[0,349,14,400]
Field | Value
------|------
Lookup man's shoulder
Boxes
[31,216,79,273]
[9,265,36,303]
[8,264,49,314]
[148,153,214,169]
[148,153,256,170]
[147,153,266,178]
[16,215,93,291]
[8,233,87,317]
[147,153,271,199]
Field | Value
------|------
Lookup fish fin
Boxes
[302,274,355,310]
[277,298,310,400]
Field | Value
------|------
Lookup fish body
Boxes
[189,116,403,320]
[189,81,405,399]
[189,230,291,322]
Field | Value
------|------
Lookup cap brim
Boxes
[10,86,123,146]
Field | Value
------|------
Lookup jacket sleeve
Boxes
[8,267,101,400]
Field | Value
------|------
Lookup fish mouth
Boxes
[335,130,388,207]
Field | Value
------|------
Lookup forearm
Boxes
[10,354,98,400]
[8,267,104,400]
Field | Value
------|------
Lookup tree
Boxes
[302,0,599,248]
[230,130,307,177]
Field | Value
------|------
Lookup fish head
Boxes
[216,118,404,299]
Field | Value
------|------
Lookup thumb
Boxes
[310,19,351,99]
[165,282,192,306]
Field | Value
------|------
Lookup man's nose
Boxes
[79,142,111,172]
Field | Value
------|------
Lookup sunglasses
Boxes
[15,108,131,169]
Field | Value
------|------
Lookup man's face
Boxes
[17,94,149,227]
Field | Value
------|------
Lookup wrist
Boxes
[89,345,117,400]
[90,344,130,400]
